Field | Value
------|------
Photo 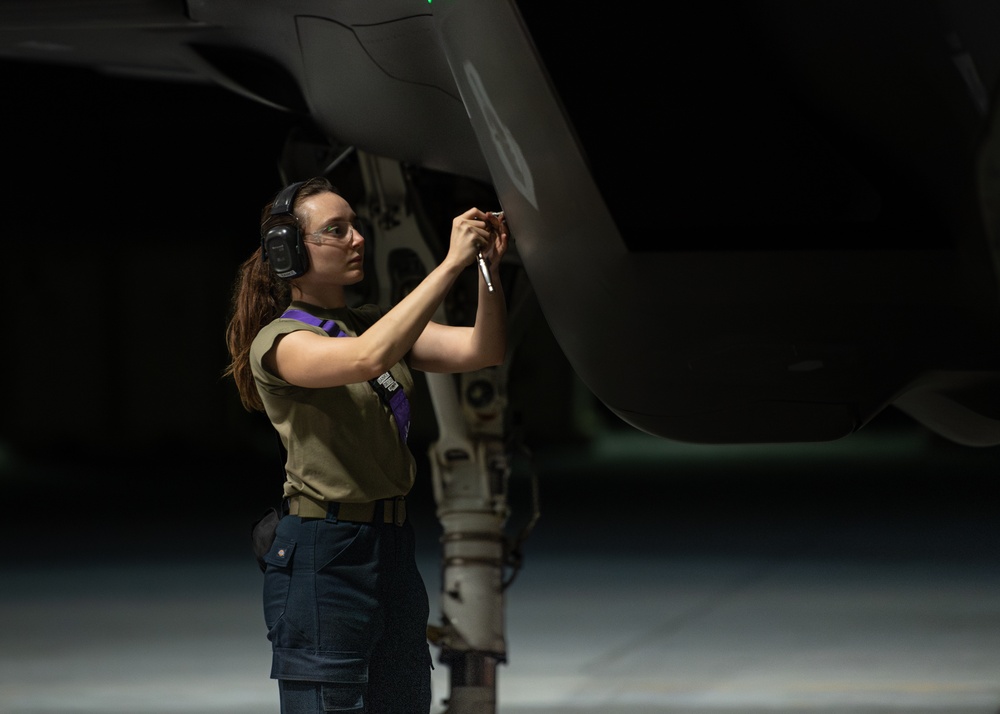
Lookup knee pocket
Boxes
[321,682,365,712]
[279,679,365,713]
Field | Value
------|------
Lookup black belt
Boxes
[288,494,406,525]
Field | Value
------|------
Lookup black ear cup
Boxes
[261,181,307,278]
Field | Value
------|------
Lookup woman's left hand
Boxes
[482,211,509,268]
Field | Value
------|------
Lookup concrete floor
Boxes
[1,427,998,713]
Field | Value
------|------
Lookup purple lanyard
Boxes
[281,309,410,443]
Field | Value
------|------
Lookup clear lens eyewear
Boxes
[305,220,360,246]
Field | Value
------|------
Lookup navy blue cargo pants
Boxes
[262,507,432,713]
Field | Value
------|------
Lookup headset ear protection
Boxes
[261,180,308,279]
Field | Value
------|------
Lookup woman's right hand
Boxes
[444,208,494,272]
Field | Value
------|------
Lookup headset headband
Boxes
[271,180,305,217]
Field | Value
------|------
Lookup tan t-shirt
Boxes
[250,301,416,503]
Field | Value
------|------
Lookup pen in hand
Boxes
[478,252,494,292]
[478,210,502,293]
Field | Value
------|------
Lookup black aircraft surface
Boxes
[2,1,999,712]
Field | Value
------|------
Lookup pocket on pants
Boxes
[321,681,364,711]
[262,535,296,630]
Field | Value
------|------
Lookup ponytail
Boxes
[223,246,289,411]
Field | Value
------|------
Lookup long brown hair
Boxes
[223,176,336,411]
